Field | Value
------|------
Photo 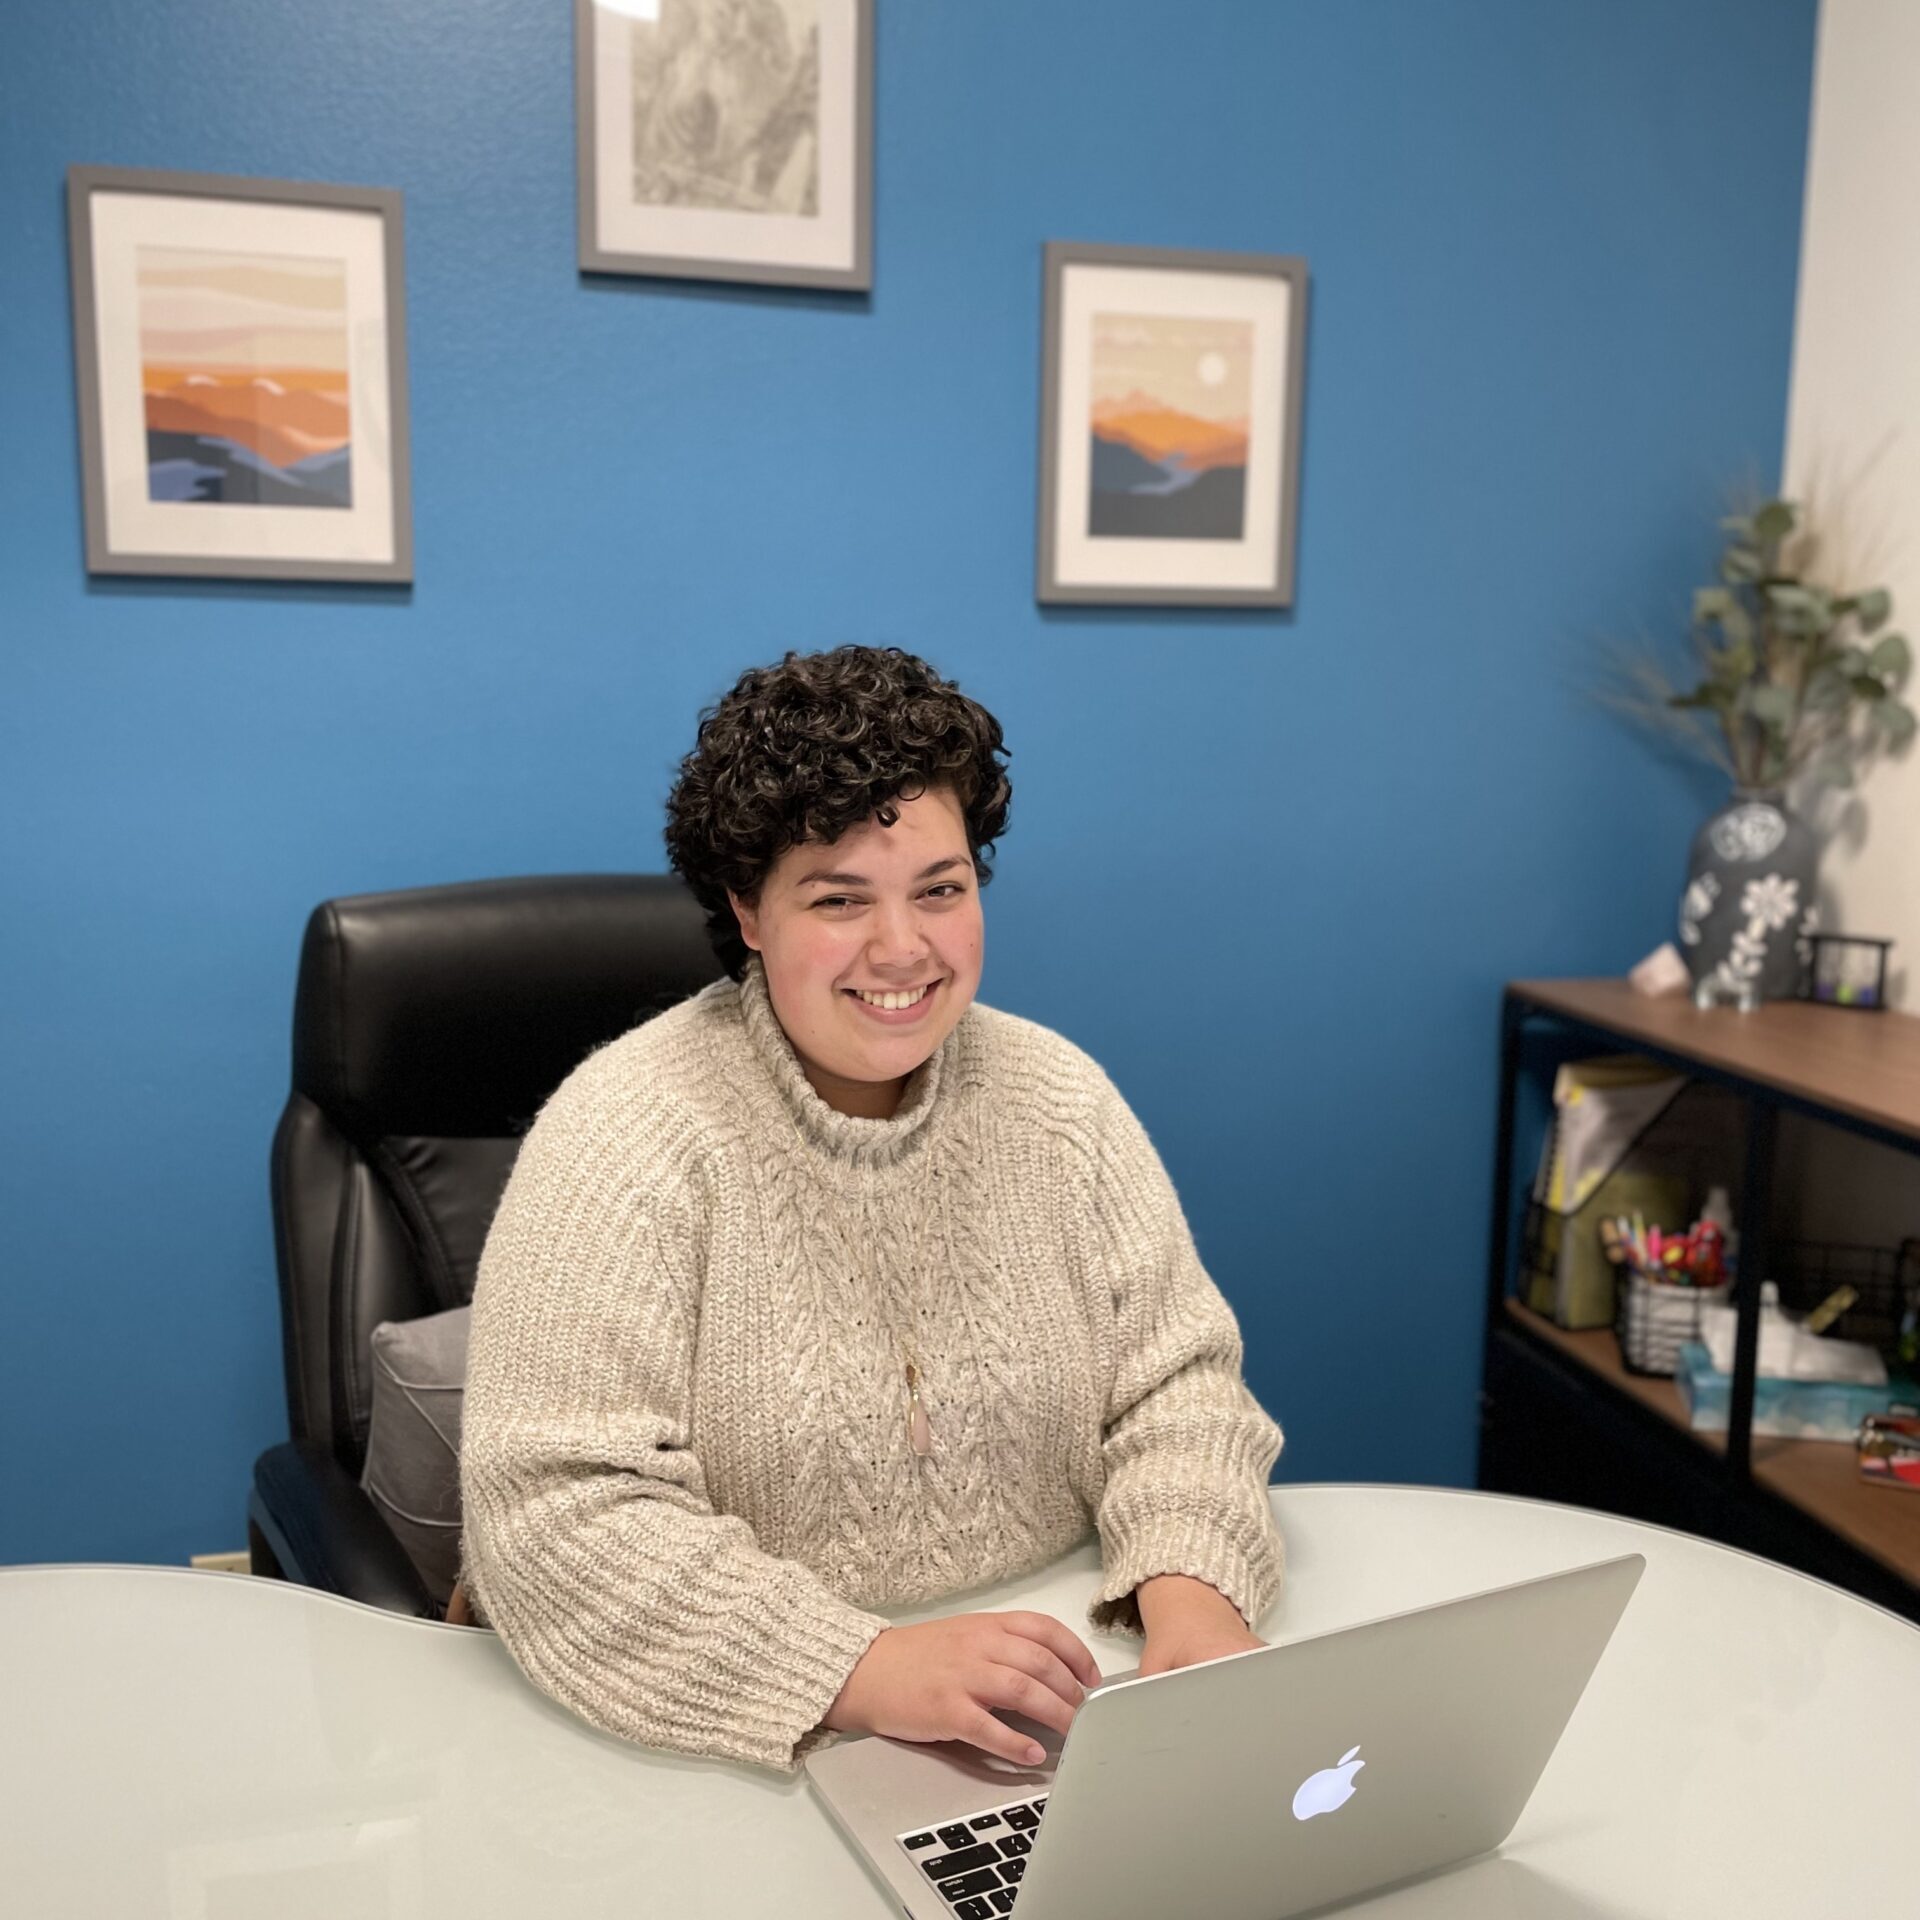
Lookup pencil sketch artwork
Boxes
[628,0,821,217]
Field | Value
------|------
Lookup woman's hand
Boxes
[823,1610,1103,1767]
[1136,1573,1264,1676]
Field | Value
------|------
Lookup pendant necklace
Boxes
[783,1101,935,1459]
[902,1354,934,1458]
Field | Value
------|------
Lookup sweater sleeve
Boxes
[458,1062,887,1772]
[1075,1066,1285,1637]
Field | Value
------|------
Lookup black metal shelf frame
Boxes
[1485,988,1919,1487]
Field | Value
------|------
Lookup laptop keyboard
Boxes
[898,1794,1047,1919]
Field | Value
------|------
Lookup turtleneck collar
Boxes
[734,954,949,1175]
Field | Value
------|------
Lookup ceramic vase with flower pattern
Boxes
[1677,789,1819,1007]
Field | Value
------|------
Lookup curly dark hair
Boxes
[665,646,1013,978]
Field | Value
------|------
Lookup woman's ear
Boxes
[727,888,762,954]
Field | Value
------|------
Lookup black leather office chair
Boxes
[248,874,723,1614]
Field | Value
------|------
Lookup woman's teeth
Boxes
[852,984,931,1010]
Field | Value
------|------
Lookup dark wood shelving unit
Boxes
[1478,979,1920,1624]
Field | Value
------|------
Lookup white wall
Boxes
[1782,0,1920,1009]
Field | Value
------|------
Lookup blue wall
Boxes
[0,1,1814,1564]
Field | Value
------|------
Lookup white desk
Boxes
[5,1486,1917,1917]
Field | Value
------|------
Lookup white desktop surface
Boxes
[4,1484,1917,1917]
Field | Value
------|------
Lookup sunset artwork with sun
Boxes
[137,245,353,509]
[1087,312,1252,541]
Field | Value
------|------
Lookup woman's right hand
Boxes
[822,1611,1103,1767]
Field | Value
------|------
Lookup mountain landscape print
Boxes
[138,245,352,508]
[1088,312,1252,540]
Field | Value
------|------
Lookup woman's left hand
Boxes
[1135,1573,1264,1676]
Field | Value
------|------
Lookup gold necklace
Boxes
[782,1101,935,1459]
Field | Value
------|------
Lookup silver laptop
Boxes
[807,1553,1643,1920]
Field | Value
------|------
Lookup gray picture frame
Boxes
[66,165,412,584]
[1037,241,1309,609]
[575,0,873,291]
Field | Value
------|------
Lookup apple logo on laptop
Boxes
[1292,1745,1365,1821]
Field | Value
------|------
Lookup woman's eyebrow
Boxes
[793,856,968,888]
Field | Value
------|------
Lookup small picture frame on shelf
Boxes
[66,165,411,583]
[1804,934,1892,1010]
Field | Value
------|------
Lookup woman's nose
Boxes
[867,901,927,966]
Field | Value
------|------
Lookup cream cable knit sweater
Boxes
[461,958,1283,1772]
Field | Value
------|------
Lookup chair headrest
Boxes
[291,874,721,1138]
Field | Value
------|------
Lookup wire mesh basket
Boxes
[1762,1237,1920,1353]
[1617,1271,1731,1375]
[1615,1236,1920,1378]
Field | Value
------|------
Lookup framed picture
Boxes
[576,0,873,290]
[1037,242,1309,608]
[67,166,411,584]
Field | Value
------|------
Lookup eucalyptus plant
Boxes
[1599,498,1914,790]
[1661,498,1914,791]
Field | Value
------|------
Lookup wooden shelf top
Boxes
[1509,978,1920,1145]
[1505,1299,1920,1589]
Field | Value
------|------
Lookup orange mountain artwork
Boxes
[138,246,352,508]
[1088,313,1252,541]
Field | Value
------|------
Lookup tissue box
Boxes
[1676,1342,1920,1442]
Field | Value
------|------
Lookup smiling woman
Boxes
[728,797,983,1118]
[669,646,1002,1119]
[459,645,1284,1775]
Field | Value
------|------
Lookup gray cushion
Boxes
[360,1306,471,1605]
